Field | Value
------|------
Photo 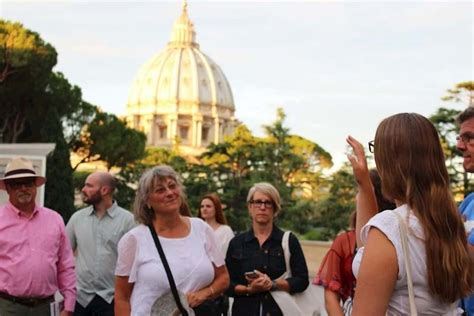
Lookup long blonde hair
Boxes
[374,113,473,302]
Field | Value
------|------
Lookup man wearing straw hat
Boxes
[0,157,76,316]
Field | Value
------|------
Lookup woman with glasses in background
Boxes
[225,182,309,316]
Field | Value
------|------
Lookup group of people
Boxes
[0,158,309,316]
[0,108,473,316]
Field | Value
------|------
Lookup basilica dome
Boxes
[125,1,236,155]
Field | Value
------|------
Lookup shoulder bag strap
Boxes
[281,231,292,277]
[148,224,189,316]
[393,212,418,316]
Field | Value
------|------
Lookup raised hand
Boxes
[346,135,370,183]
[346,135,378,248]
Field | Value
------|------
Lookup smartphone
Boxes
[244,270,259,279]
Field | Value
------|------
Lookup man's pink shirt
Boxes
[0,202,76,311]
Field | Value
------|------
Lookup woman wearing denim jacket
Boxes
[225,182,309,316]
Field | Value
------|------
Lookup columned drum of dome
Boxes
[125,0,237,156]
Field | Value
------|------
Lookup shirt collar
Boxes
[6,201,40,218]
[87,201,118,218]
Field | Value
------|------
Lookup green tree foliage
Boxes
[0,20,57,142]
[430,81,474,197]
[73,111,147,171]
[196,108,333,233]
[311,166,356,240]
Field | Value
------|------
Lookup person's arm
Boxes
[115,276,134,316]
[114,231,137,316]
[57,220,77,313]
[187,264,230,308]
[351,227,397,315]
[324,289,343,316]
[346,136,378,248]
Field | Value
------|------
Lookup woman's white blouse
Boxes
[352,204,459,315]
[213,224,234,256]
[115,218,225,315]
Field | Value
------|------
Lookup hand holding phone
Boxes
[244,270,259,279]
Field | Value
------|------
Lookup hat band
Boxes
[4,169,36,177]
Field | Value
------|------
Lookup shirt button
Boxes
[264,266,267,269]
[264,250,268,254]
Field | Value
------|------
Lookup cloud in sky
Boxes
[2,0,472,169]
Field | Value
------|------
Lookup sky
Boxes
[1,0,473,170]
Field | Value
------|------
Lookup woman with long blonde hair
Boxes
[349,113,473,315]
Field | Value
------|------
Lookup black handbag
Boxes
[148,225,222,316]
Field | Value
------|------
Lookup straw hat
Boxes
[0,157,46,190]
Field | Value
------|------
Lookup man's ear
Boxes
[100,186,110,196]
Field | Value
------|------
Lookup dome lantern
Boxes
[169,0,198,48]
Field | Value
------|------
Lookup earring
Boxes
[147,204,152,210]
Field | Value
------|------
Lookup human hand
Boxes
[247,270,272,293]
[186,287,211,308]
[346,135,370,184]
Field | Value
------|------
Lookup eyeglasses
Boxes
[368,140,375,153]
[456,133,474,146]
[249,199,273,209]
[5,179,36,189]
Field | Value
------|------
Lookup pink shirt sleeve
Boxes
[56,218,77,312]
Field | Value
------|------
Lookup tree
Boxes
[312,165,356,240]
[441,81,474,107]
[0,20,57,142]
[196,109,333,233]
[73,111,147,170]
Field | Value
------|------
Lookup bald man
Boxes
[66,172,135,316]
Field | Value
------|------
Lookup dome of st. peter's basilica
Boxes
[125,1,237,156]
